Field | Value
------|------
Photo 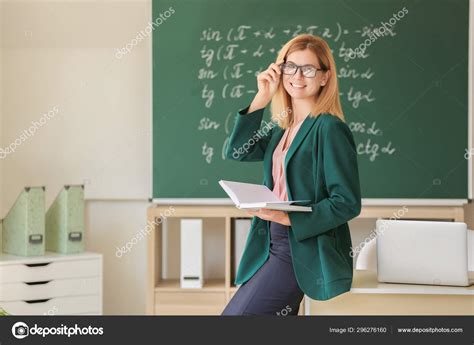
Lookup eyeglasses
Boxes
[279,62,324,78]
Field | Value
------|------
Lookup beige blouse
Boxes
[271,120,304,201]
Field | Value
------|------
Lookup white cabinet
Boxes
[0,252,102,315]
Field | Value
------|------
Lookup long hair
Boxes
[270,34,344,129]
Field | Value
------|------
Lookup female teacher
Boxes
[221,34,362,316]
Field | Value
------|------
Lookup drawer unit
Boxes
[2,295,101,315]
[0,277,100,301]
[0,252,102,315]
[0,259,100,283]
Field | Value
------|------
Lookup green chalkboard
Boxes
[152,0,469,200]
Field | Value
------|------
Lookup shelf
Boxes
[155,278,226,292]
[147,205,466,315]
[149,205,465,222]
[148,205,252,218]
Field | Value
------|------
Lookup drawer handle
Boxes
[24,262,51,268]
[25,281,51,286]
[24,298,51,304]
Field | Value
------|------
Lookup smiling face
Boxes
[282,48,329,102]
[271,35,343,128]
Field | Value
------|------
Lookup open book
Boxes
[219,180,312,212]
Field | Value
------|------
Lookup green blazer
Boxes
[225,104,362,301]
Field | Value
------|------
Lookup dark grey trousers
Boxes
[221,221,304,316]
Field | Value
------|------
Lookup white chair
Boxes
[354,236,377,271]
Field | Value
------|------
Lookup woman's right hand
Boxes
[248,63,282,113]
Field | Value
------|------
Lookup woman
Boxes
[221,34,361,316]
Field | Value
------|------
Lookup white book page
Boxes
[219,180,280,204]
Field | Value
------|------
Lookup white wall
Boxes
[85,200,149,314]
[0,0,153,314]
[1,0,151,208]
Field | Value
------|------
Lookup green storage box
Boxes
[46,185,85,254]
[2,187,45,256]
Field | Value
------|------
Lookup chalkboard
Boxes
[152,0,470,201]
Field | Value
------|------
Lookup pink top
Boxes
[272,121,304,201]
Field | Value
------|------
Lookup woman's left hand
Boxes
[246,208,291,227]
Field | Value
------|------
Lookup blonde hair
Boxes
[270,34,344,129]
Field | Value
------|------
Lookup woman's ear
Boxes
[320,70,330,86]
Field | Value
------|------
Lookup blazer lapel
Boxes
[263,114,320,192]
[284,115,319,172]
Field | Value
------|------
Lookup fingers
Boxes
[247,209,281,223]
[247,209,262,217]
[267,69,279,82]
[246,209,260,217]
[257,73,273,84]
[260,208,276,215]
[269,63,281,76]
[258,63,281,84]
[266,63,281,82]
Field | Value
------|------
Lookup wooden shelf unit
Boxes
[147,204,465,315]
[155,278,226,292]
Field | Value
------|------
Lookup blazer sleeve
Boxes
[224,104,273,162]
[288,117,362,242]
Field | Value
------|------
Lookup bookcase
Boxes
[146,205,305,315]
[146,204,465,315]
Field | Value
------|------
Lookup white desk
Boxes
[310,270,474,315]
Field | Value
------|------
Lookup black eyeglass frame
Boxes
[279,62,326,78]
